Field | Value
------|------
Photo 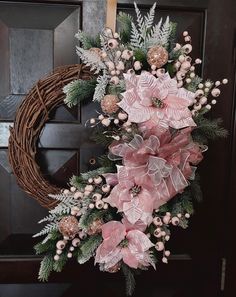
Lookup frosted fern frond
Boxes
[134,2,145,35]
[36,193,80,225]
[144,2,156,29]
[76,47,105,73]
[131,2,158,49]
[146,17,171,48]
[48,193,74,203]
[93,72,109,101]
[33,222,58,238]
[39,214,58,224]
[50,197,78,217]
[159,16,171,47]
[146,18,163,47]
[130,22,143,48]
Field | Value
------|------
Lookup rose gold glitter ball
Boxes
[89,47,102,58]
[58,216,79,239]
[147,46,169,68]
[87,219,104,236]
[101,95,119,114]
[107,262,121,273]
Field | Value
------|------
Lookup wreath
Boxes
[8,65,92,208]
[9,3,228,296]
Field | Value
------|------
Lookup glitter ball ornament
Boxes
[89,47,102,57]
[147,46,168,68]
[101,95,119,114]
[58,216,79,239]
[87,219,104,235]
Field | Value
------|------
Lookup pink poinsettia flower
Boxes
[118,71,196,129]
[108,128,203,209]
[95,220,155,270]
[103,166,156,225]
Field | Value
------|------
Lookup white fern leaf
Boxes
[48,193,74,202]
[144,2,157,29]
[93,72,109,102]
[134,2,144,32]
[146,18,163,47]
[76,47,105,73]
[50,197,78,217]
[135,1,151,43]
[38,214,58,224]
[33,222,58,238]
[159,16,171,47]
[130,22,143,48]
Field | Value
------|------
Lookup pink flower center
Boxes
[130,185,142,196]
[119,238,129,247]
[152,97,165,109]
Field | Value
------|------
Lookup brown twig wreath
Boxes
[8,64,92,209]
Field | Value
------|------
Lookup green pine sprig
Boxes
[193,116,228,144]
[117,12,133,44]
[77,234,102,264]
[53,253,68,272]
[122,264,136,296]
[38,254,54,282]
[63,78,97,108]
[75,30,100,49]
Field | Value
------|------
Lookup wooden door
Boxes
[0,0,235,297]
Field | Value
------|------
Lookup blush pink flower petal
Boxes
[95,221,154,270]
[103,166,156,225]
[118,71,196,129]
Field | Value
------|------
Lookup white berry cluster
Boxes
[152,211,191,264]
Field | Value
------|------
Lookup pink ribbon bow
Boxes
[106,128,203,211]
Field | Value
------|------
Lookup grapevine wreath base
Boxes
[8,64,92,209]
[8,2,228,296]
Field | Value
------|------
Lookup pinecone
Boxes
[107,262,121,273]
[89,47,102,57]
[101,95,119,114]
[58,216,79,239]
[147,46,168,68]
[87,219,103,235]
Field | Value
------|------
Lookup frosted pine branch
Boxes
[146,18,163,47]
[38,255,54,282]
[134,2,144,33]
[159,16,171,47]
[76,47,105,73]
[144,2,156,29]
[33,222,58,238]
[130,22,143,48]
[93,72,109,101]
[50,197,78,217]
